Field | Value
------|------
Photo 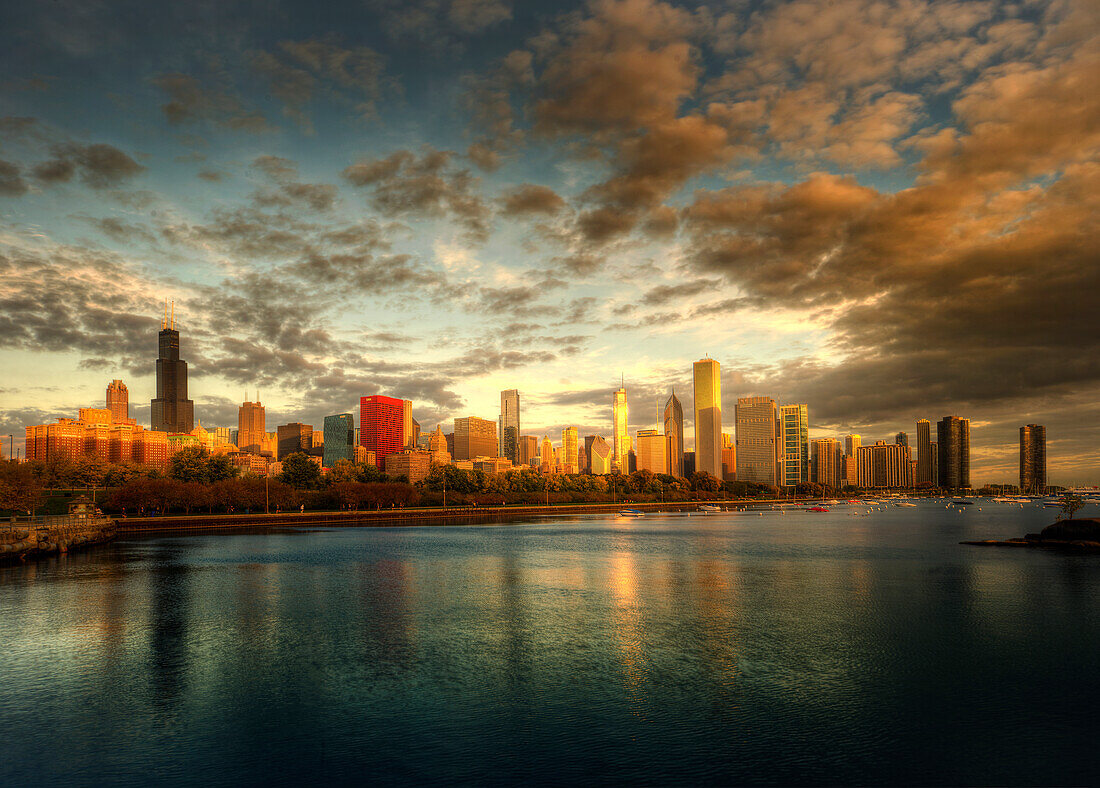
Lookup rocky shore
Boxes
[962,518,1100,552]
[0,517,117,563]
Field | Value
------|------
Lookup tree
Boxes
[690,471,720,492]
[1059,494,1084,520]
[357,462,387,483]
[629,469,656,493]
[170,445,212,484]
[279,452,321,489]
[0,460,44,515]
[326,459,359,485]
[207,454,239,483]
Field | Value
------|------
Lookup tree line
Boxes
[1,446,790,517]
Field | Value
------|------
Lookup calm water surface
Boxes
[2,501,1098,786]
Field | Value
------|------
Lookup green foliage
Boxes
[689,471,720,492]
[104,462,158,487]
[279,452,321,489]
[170,445,214,483]
[207,454,239,482]
[325,459,359,485]
[356,462,387,483]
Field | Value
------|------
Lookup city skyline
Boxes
[0,0,1096,485]
[3,316,1072,488]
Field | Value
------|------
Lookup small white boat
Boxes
[618,509,645,517]
[894,502,917,507]
[698,504,721,514]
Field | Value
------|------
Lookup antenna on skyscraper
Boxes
[170,300,175,330]
[162,298,167,330]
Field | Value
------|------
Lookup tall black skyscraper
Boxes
[151,303,194,433]
[1019,424,1047,495]
[936,416,970,490]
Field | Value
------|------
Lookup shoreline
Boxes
[113,498,823,533]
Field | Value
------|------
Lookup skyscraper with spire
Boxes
[151,301,194,433]
[612,377,628,473]
[664,390,684,478]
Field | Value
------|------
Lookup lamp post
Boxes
[7,435,11,462]
[265,473,270,514]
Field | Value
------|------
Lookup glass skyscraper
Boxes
[323,414,355,468]
[779,404,809,487]
[500,389,520,465]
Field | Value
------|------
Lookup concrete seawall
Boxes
[1,516,117,563]
[115,501,762,533]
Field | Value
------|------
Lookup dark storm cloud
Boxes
[342,146,491,242]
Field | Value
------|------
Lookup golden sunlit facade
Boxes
[693,359,722,478]
[612,385,628,473]
[562,426,578,474]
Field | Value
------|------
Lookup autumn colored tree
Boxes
[0,460,44,515]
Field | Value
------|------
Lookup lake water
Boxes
[2,500,1098,786]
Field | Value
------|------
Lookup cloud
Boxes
[532,0,700,137]
[30,143,145,188]
[152,72,273,132]
[640,279,717,306]
[367,0,512,48]
[0,159,28,196]
[249,154,338,211]
[249,35,390,131]
[342,146,491,242]
[499,183,566,216]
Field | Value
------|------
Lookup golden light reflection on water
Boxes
[694,559,741,707]
[609,548,648,717]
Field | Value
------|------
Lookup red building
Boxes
[360,395,405,470]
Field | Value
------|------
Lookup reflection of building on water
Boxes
[148,548,192,708]
[693,559,741,706]
[357,559,418,671]
[610,549,648,712]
